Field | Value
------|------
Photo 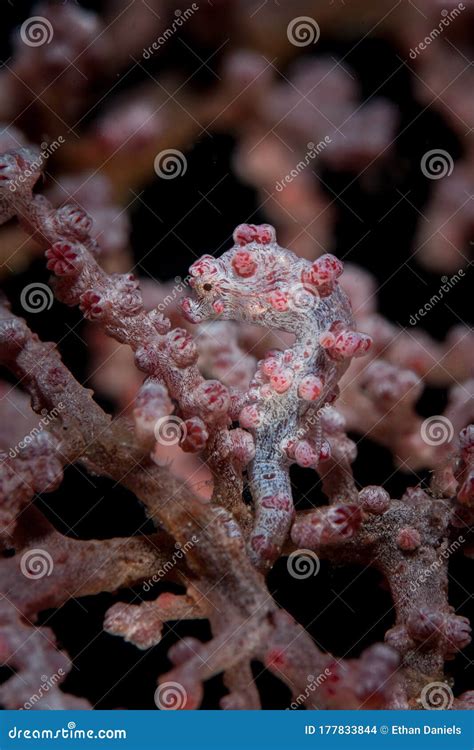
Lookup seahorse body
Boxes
[183,224,371,571]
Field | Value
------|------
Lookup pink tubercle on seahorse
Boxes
[183,223,371,571]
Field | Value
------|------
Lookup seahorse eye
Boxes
[203,283,213,292]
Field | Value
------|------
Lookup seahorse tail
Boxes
[247,459,294,572]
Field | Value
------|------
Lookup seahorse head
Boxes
[182,223,346,333]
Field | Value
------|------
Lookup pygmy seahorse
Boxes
[183,224,371,571]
